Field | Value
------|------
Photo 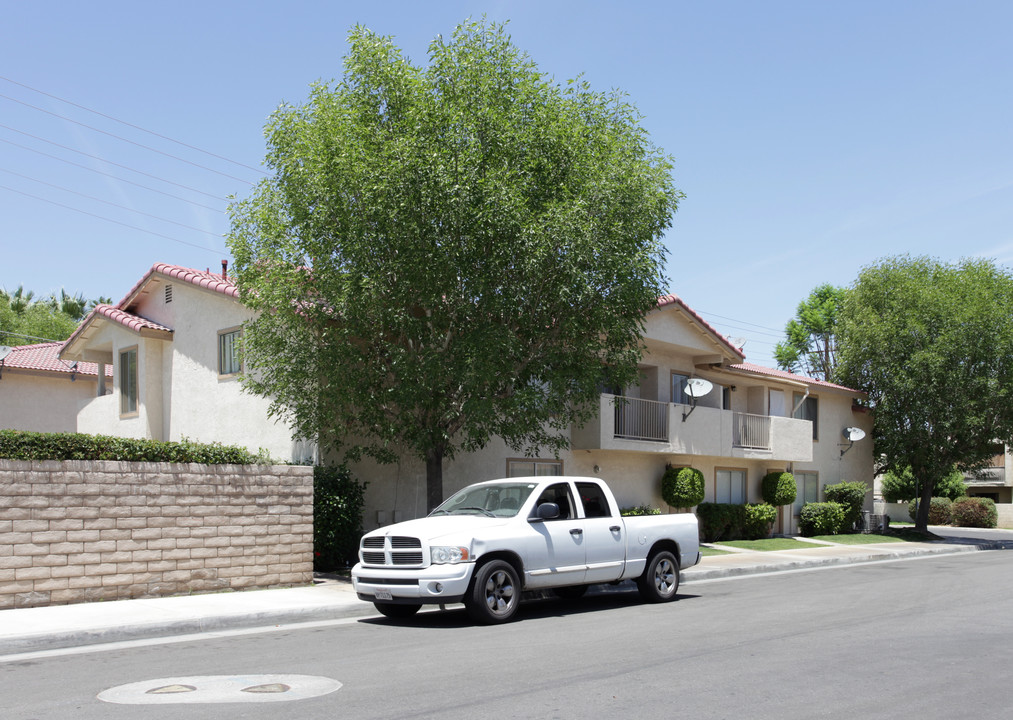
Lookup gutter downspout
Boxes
[791,387,810,416]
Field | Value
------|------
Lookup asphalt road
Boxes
[4,550,1013,719]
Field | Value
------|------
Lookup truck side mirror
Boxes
[531,502,560,522]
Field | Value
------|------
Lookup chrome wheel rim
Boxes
[484,570,516,616]
[654,558,677,597]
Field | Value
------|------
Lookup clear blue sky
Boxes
[2,1,1011,368]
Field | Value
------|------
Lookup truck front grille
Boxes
[359,535,426,567]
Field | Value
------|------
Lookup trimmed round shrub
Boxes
[761,472,797,507]
[908,497,953,525]
[824,481,869,532]
[662,466,705,509]
[951,497,998,528]
[799,501,846,536]
[743,503,776,540]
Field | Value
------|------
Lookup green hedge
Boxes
[697,502,776,541]
[799,502,846,536]
[314,465,367,571]
[620,505,662,516]
[824,481,869,531]
[0,429,269,464]
[950,497,998,528]
[908,497,953,525]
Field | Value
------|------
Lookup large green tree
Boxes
[774,283,845,381]
[0,286,90,346]
[837,256,1013,532]
[228,21,681,510]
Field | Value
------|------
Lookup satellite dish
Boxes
[0,346,13,362]
[729,337,747,349]
[684,378,713,398]
[843,427,866,442]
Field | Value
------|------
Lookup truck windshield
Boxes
[431,483,538,518]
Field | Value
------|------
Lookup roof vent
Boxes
[165,284,173,304]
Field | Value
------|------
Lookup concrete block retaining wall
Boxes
[0,460,314,609]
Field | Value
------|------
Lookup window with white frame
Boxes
[715,468,747,504]
[218,328,241,376]
[119,347,138,416]
[507,459,563,477]
[671,372,690,405]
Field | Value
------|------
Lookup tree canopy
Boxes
[0,286,105,346]
[227,20,681,510]
[836,256,1013,531]
[774,283,845,381]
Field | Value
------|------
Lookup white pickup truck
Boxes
[351,476,701,623]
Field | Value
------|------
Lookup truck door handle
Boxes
[570,528,583,536]
[610,526,621,532]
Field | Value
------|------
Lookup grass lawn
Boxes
[714,538,817,552]
[700,545,733,556]
[810,533,903,545]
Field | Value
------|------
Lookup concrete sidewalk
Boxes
[0,536,998,657]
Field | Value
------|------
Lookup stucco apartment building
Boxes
[2,263,874,533]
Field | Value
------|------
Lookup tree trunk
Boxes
[425,446,445,514]
[914,468,933,532]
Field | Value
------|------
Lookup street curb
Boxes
[682,542,991,581]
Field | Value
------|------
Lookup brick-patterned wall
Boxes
[0,460,314,609]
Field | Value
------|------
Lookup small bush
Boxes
[0,429,269,464]
[620,505,662,516]
[662,466,705,509]
[824,481,869,532]
[950,497,998,528]
[743,503,776,540]
[799,502,846,536]
[908,497,953,525]
[314,465,366,571]
[696,502,746,543]
[761,472,797,507]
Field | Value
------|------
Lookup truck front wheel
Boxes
[637,549,680,603]
[466,560,520,624]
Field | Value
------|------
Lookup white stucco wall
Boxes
[0,371,97,432]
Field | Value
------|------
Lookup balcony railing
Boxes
[732,412,771,450]
[613,396,669,442]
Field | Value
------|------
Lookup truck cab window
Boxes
[534,483,575,520]
[576,482,611,518]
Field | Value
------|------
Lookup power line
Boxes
[0,136,223,212]
[0,123,228,200]
[0,167,223,237]
[0,92,256,185]
[0,75,268,176]
[0,183,224,254]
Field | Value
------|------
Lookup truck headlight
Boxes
[431,546,469,564]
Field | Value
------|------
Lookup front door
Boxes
[524,482,587,588]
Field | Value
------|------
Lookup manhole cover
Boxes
[98,675,342,704]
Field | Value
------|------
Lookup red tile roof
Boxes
[729,362,863,395]
[655,294,746,360]
[91,304,173,335]
[1,342,110,377]
[118,262,238,308]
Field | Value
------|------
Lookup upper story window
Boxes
[119,347,138,416]
[218,328,241,376]
[793,392,819,440]
[671,372,689,405]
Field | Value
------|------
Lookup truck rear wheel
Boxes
[466,559,520,624]
[637,549,680,603]
[374,602,421,619]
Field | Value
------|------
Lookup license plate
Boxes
[374,588,393,601]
